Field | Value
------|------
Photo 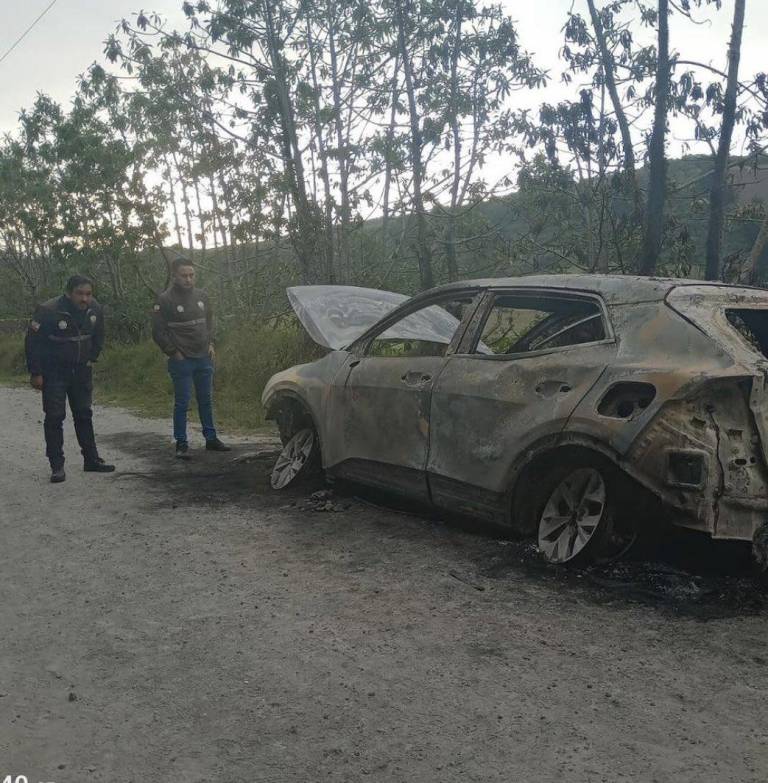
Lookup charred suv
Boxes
[262,275,768,566]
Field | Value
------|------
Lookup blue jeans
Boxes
[167,356,217,443]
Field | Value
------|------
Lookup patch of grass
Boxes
[0,333,26,384]
[94,340,174,419]
[0,322,320,433]
[213,321,323,431]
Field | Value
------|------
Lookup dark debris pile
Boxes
[286,489,354,513]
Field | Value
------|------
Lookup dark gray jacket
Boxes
[25,295,105,375]
[152,286,214,358]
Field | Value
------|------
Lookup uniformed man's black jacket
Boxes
[152,286,213,359]
[25,295,105,375]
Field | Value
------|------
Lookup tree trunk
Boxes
[396,2,434,290]
[638,0,670,276]
[747,212,768,285]
[304,10,336,283]
[263,0,317,283]
[704,0,746,281]
[172,151,195,257]
[445,1,463,283]
[208,174,229,302]
[586,0,643,226]
[327,0,352,283]
[192,173,208,261]
[218,173,241,303]
[381,54,400,249]
[586,0,637,176]
[164,155,185,250]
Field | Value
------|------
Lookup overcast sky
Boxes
[1,0,766,156]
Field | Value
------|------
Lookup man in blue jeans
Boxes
[151,258,230,458]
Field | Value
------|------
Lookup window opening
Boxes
[476,295,606,355]
[725,309,768,359]
[367,296,476,358]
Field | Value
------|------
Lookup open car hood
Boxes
[287,285,410,350]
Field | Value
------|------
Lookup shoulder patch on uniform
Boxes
[176,305,185,313]
[58,320,68,330]
[198,300,205,310]
[30,320,40,332]
[90,314,97,324]
[153,304,161,311]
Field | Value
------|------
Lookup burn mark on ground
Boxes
[478,533,767,621]
[103,430,768,620]
[101,430,319,509]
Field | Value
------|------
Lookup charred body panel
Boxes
[625,380,768,540]
[263,352,349,449]
[323,355,442,502]
[263,275,768,559]
[427,343,614,515]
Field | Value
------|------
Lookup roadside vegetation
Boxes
[0,323,317,431]
[0,0,766,415]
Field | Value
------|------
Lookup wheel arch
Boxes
[506,435,627,535]
[264,389,322,449]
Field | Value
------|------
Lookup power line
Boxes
[0,0,60,67]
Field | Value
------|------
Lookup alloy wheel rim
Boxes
[271,428,316,489]
[538,467,606,563]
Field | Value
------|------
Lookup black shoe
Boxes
[50,467,66,483]
[176,441,191,460]
[205,438,232,452]
[84,457,116,473]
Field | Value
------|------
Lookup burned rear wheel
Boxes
[528,453,638,566]
[537,466,609,564]
[270,428,319,489]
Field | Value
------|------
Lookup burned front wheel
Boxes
[270,428,319,490]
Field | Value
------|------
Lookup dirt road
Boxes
[1,385,767,782]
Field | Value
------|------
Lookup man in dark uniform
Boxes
[25,275,116,483]
[152,257,230,458]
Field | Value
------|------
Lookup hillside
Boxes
[474,155,768,278]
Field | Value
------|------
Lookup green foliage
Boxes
[93,320,321,430]
[92,339,174,419]
[0,334,26,382]
[212,320,323,430]
[1,0,767,317]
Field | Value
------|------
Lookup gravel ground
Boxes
[1,385,767,783]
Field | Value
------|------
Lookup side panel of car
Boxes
[262,352,351,458]
[623,379,768,538]
[564,303,738,454]
[564,302,768,539]
[322,289,485,501]
[323,354,445,501]
[427,346,617,516]
[426,288,617,519]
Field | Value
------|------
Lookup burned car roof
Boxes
[288,275,766,351]
[417,274,761,306]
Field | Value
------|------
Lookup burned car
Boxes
[262,275,768,566]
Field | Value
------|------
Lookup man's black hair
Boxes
[171,257,194,273]
[65,274,94,293]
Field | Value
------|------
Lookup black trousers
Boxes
[42,364,98,468]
